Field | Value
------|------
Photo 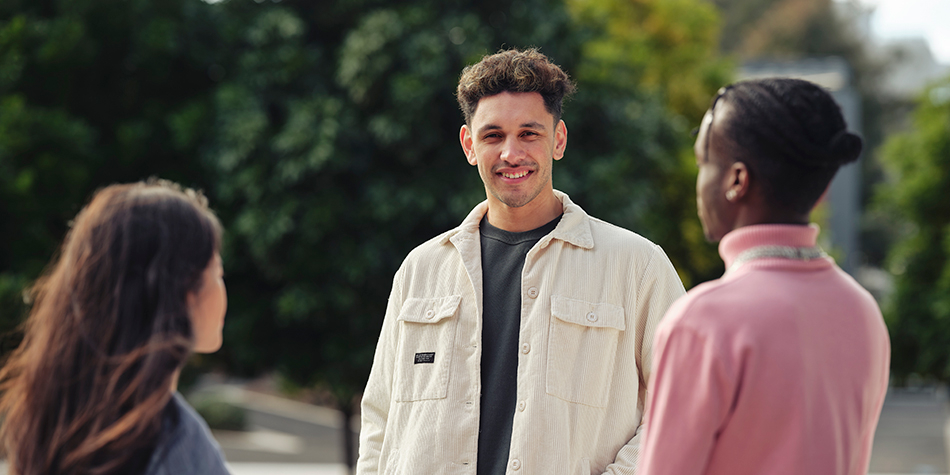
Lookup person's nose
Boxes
[500,136,527,164]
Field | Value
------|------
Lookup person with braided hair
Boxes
[637,78,890,475]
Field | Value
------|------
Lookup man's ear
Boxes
[553,120,568,161]
[725,161,751,202]
[460,125,477,166]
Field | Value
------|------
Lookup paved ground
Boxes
[0,384,946,474]
[213,383,950,475]
[868,386,948,474]
[196,384,358,465]
[229,463,348,474]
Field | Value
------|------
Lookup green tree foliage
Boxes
[564,0,730,281]
[731,0,859,59]
[712,0,864,60]
[875,80,950,382]
[0,0,225,347]
[566,0,731,120]
[710,0,776,54]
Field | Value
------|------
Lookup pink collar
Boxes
[719,224,821,270]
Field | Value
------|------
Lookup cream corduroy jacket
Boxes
[357,191,685,475]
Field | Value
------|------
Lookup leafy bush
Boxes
[190,395,247,432]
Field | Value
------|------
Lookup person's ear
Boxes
[460,125,477,166]
[185,289,198,319]
[553,120,568,161]
[724,161,750,202]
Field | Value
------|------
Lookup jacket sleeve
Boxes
[636,317,734,475]
[356,263,407,474]
[604,245,686,474]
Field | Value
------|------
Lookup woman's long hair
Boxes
[0,179,222,475]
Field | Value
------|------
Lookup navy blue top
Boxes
[144,392,231,475]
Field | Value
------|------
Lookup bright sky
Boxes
[850,0,950,64]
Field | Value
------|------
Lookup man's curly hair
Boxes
[456,48,576,125]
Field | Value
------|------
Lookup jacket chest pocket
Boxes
[394,295,461,402]
[546,295,626,408]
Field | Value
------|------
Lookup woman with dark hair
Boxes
[0,179,231,475]
[638,78,890,475]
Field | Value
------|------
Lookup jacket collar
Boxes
[441,190,594,250]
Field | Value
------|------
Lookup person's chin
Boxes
[195,336,223,354]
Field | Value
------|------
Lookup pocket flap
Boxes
[551,295,625,331]
[398,295,462,324]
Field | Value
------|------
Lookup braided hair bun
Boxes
[828,129,863,166]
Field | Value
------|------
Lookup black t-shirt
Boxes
[476,214,561,475]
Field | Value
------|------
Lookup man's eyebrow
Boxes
[476,122,547,135]
[476,124,502,135]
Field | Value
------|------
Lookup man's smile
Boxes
[501,170,530,179]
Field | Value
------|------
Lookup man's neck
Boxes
[733,205,810,231]
[485,190,562,232]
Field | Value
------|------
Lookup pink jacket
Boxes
[638,224,890,475]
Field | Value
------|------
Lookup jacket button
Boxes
[425,309,435,319]
[586,311,598,323]
[521,343,531,354]
[510,459,521,471]
[527,287,539,299]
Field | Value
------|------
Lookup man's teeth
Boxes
[502,171,529,179]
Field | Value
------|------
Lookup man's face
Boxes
[460,91,567,209]
[694,104,737,242]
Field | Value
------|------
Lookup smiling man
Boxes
[356,48,685,475]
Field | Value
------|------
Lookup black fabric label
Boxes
[414,352,435,364]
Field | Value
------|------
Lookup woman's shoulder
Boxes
[144,392,231,475]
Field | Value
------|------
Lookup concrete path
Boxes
[868,386,948,474]
[211,383,950,475]
[0,384,945,474]
[200,384,357,465]
[229,463,348,474]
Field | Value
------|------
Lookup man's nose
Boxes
[500,136,526,163]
